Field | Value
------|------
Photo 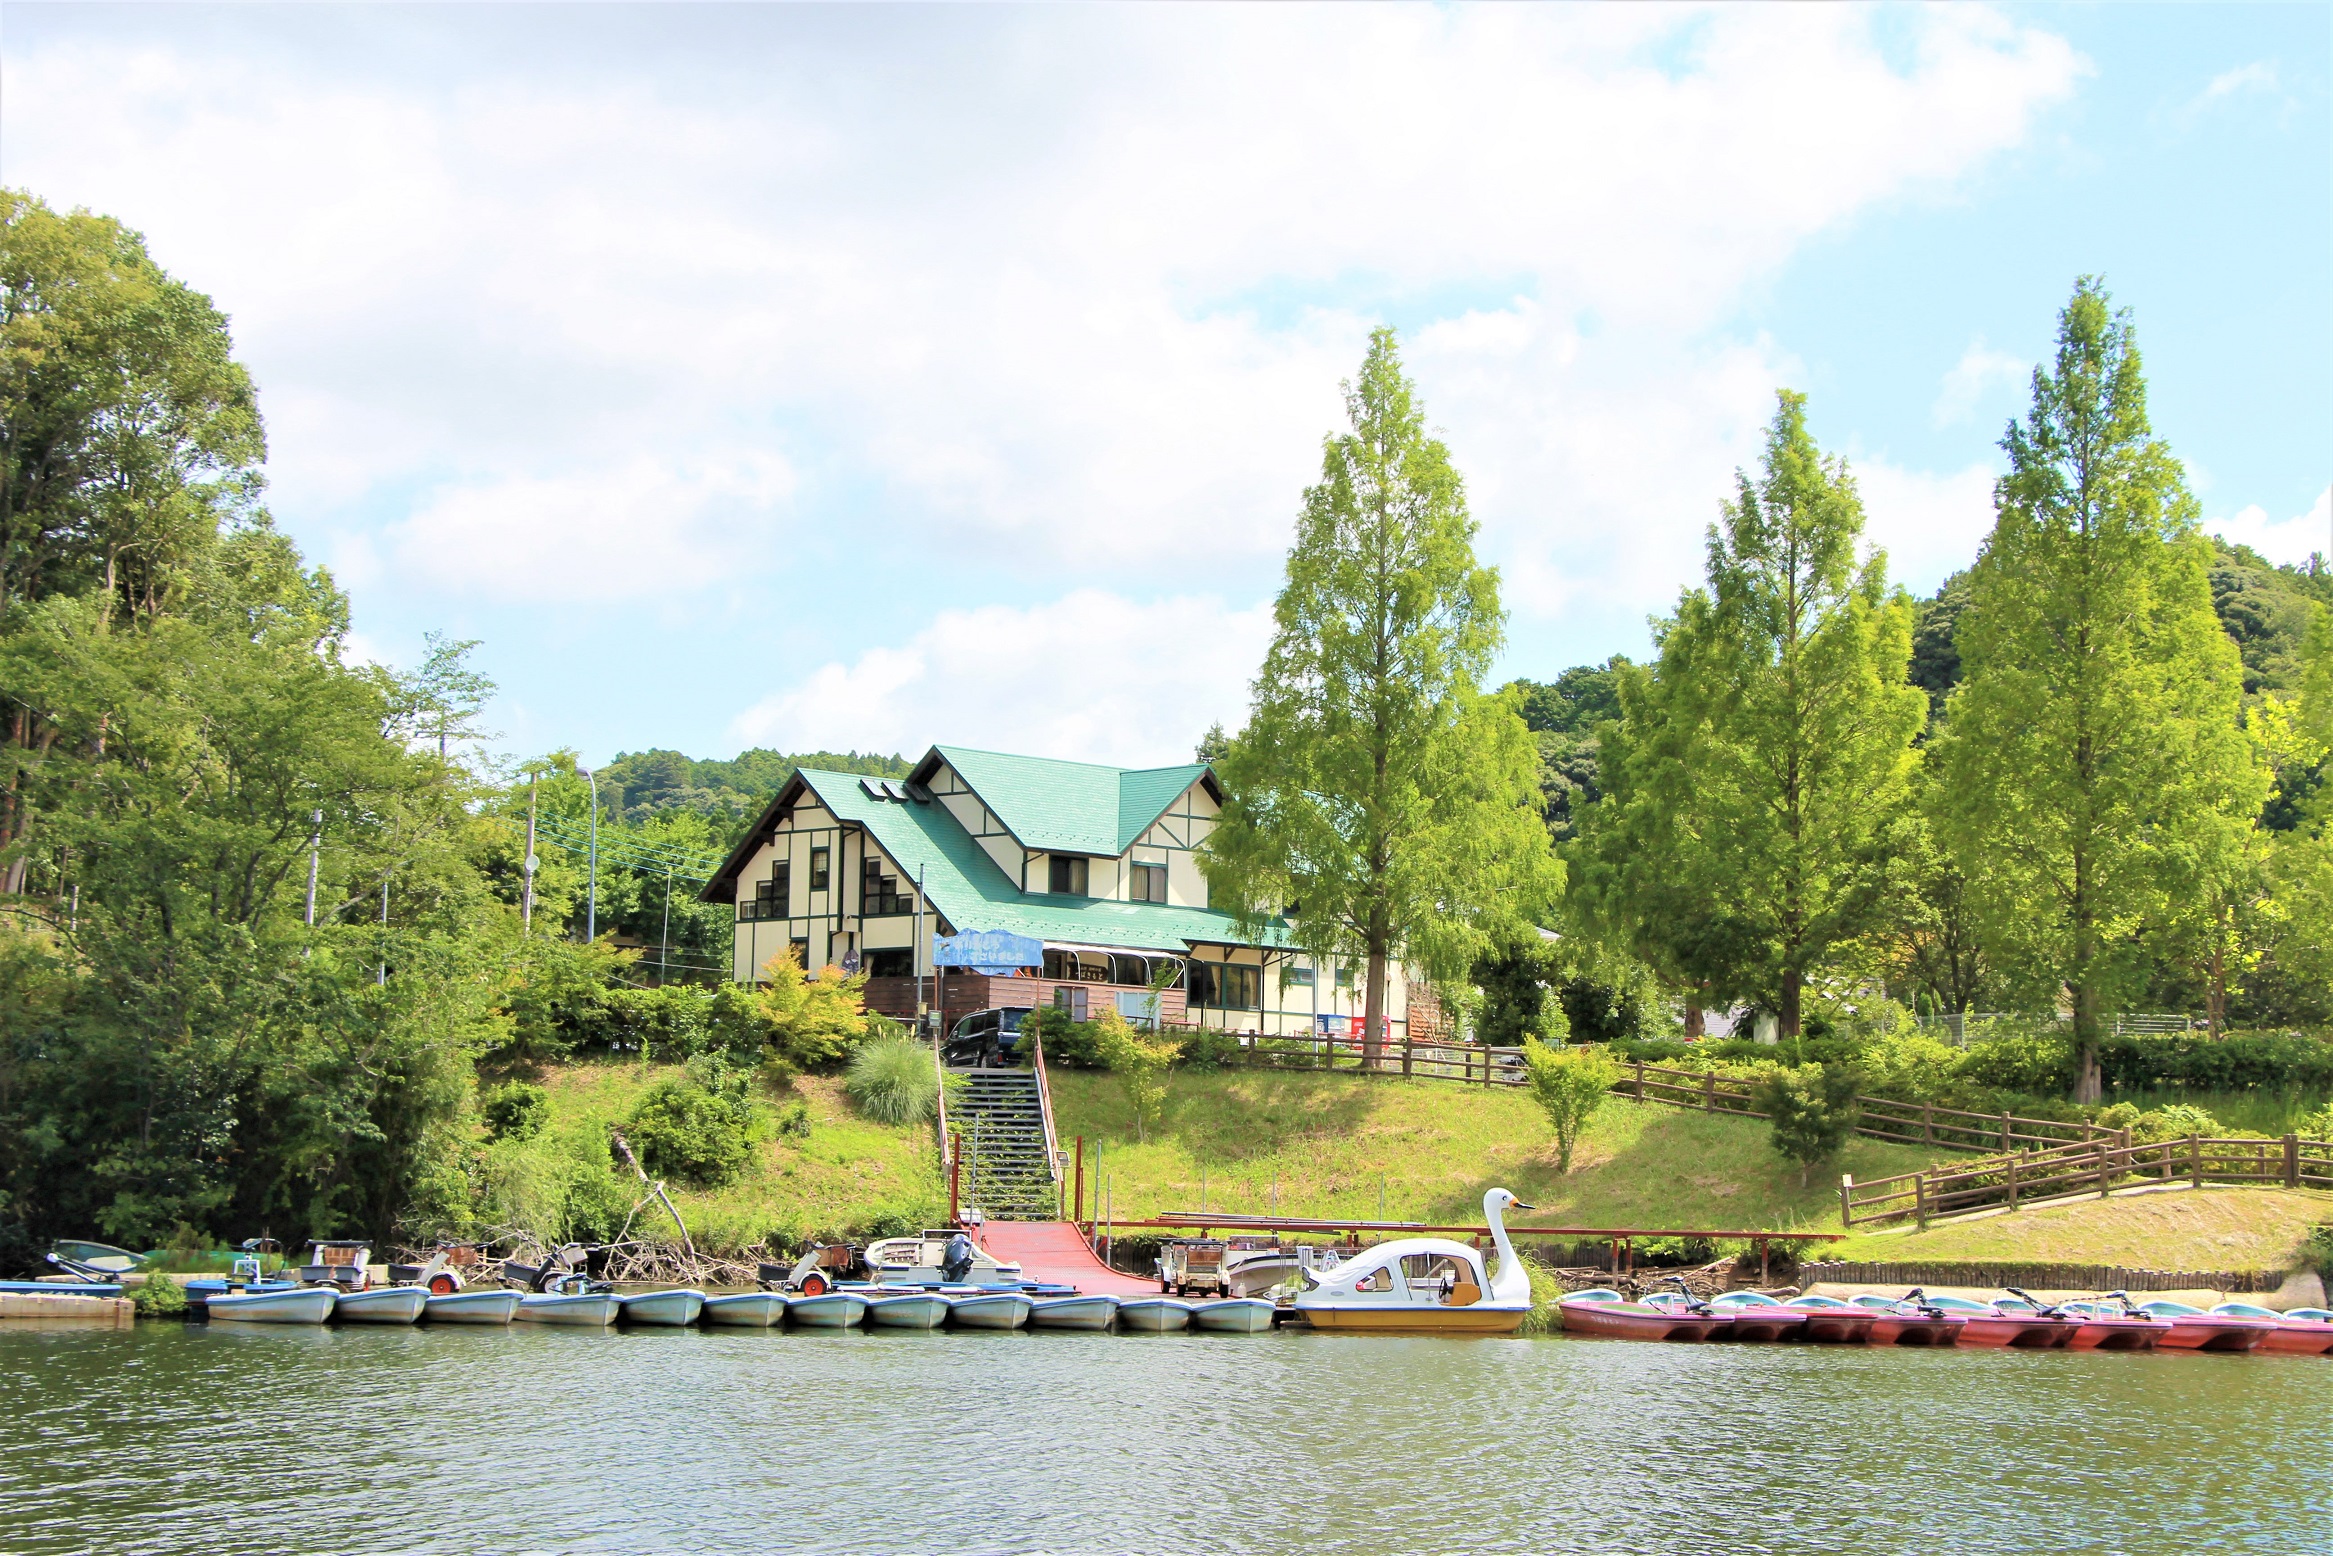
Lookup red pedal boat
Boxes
[2137,1299,2276,1353]
[1781,1293,1876,1343]
[1559,1289,1730,1342]
[2209,1302,2333,1356]
[1848,1291,1963,1347]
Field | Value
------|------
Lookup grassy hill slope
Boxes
[1823,1186,2330,1273]
[1049,1070,1938,1233]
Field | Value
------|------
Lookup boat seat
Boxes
[1445,1281,1482,1307]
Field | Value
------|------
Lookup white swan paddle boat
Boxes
[1293,1187,1536,1334]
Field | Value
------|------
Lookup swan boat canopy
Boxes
[1293,1188,1536,1334]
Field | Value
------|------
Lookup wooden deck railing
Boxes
[1228,1029,1527,1083]
[1612,1060,2115,1155]
[1841,1133,2333,1227]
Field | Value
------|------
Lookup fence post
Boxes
[2285,1133,2300,1189]
[2189,1134,2201,1190]
[1483,1045,1493,1087]
[1923,1102,1934,1146]
[2006,1152,2018,1210]
[1634,1059,1645,1102]
[2097,1139,2110,1199]
[1703,1072,1716,1114]
[1914,1171,1927,1229]
[1403,1030,1413,1078]
[1839,1173,1854,1226]
[1999,1112,2011,1153]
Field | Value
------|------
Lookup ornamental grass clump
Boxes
[846,1036,942,1126]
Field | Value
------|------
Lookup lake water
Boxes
[3,1323,2325,1554]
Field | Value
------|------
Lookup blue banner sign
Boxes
[932,929,1043,974]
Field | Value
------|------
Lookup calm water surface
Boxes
[2,1323,2325,1554]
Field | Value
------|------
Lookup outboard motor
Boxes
[942,1232,976,1284]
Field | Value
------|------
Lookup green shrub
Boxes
[623,1077,761,1189]
[772,1098,813,1138]
[481,1081,551,1142]
[130,1276,187,1317]
[1755,1062,1862,1187]
[1021,1007,1106,1068]
[2306,1225,2333,1281]
[1955,1032,2076,1095]
[1176,1028,1244,1072]
[2124,1103,2227,1144]
[845,1037,941,1125]
[1522,1040,1619,1173]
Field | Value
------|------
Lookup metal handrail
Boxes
[1030,1025,1064,1187]
[932,1032,953,1173]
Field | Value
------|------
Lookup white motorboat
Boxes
[701,1292,788,1327]
[946,1291,1033,1330]
[1028,1294,1119,1331]
[332,1285,429,1324]
[1190,1297,1277,1334]
[207,1285,337,1325]
[864,1291,953,1330]
[1115,1296,1195,1332]
[617,1289,705,1327]
[863,1229,1025,1286]
[1293,1187,1536,1334]
[516,1291,620,1326]
[786,1291,869,1328]
[424,1288,522,1325]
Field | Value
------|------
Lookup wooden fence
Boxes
[1229,1030,1526,1084]
[1841,1133,2333,1228]
[1615,1060,2114,1155]
[1799,1260,2287,1295]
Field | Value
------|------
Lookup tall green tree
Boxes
[1936,279,2261,1101]
[1580,392,1923,1037]
[1204,328,1558,1059]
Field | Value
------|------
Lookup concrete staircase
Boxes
[949,1068,1058,1221]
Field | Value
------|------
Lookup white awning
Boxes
[1041,941,1184,960]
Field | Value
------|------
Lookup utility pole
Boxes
[660,866,673,987]
[580,765,599,944]
[304,810,321,927]
[521,779,538,935]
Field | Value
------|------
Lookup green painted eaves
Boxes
[933,745,1209,855]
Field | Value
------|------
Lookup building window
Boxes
[1048,855,1087,896]
[809,847,830,891]
[747,861,790,922]
[787,937,810,970]
[863,948,913,978]
[1130,862,1167,902]
[1184,960,1217,1006]
[1053,985,1090,1020]
[862,858,906,915]
[1335,964,1354,990]
[1287,961,1315,988]
[1220,964,1260,1010]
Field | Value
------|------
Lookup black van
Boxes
[942,1007,1030,1067]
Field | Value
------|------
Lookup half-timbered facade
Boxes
[699,745,1419,1038]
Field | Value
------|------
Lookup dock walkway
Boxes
[977,1221,1158,1297]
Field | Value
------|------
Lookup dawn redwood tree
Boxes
[1937,279,2260,1102]
[1204,328,1558,1060]
[1581,392,1923,1038]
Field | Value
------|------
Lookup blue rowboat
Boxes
[206,1285,337,1324]
[424,1289,522,1324]
[1190,1298,1276,1334]
[701,1292,788,1327]
[1028,1295,1119,1331]
[786,1291,868,1328]
[946,1291,1032,1330]
[0,1279,123,1297]
[618,1289,705,1327]
[865,1292,953,1330]
[516,1291,619,1326]
[1115,1297,1195,1333]
[331,1286,428,1324]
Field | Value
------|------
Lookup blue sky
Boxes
[4,4,2325,770]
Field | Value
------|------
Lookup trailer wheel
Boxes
[802,1272,829,1296]
[427,1273,458,1294]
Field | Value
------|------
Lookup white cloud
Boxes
[2179,61,2279,125]
[728,591,1274,767]
[1,6,2087,624]
[373,455,796,604]
[1856,459,2000,593]
[1932,337,2030,427]
[2207,487,2332,568]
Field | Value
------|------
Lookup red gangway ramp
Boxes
[977,1221,1158,1297]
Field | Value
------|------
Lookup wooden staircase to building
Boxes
[947,1068,1059,1221]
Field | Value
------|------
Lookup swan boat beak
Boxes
[1511,1201,1537,1212]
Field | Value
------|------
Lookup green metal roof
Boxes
[800,768,1282,954]
[930,745,1211,856]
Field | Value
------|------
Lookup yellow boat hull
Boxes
[1297,1305,1530,1335]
